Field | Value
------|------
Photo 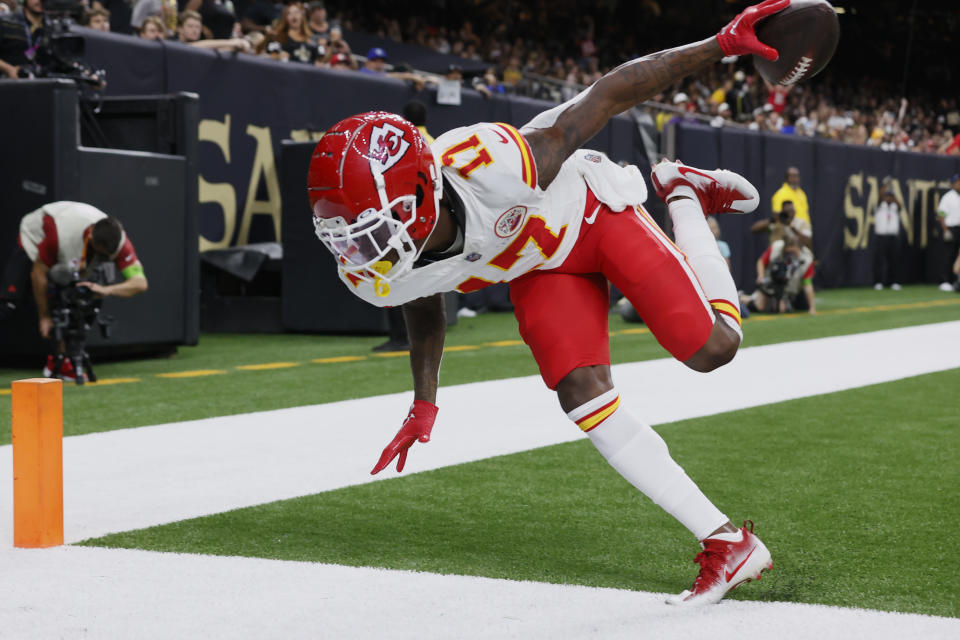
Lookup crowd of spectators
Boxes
[341,2,960,156]
[343,3,959,157]
[650,65,960,156]
[2,0,958,156]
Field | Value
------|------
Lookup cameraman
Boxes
[0,0,44,79]
[1,202,147,374]
[741,231,816,315]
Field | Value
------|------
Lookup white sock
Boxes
[568,389,729,540]
[667,189,743,340]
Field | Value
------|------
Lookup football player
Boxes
[308,0,789,605]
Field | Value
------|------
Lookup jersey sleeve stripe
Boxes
[494,122,537,190]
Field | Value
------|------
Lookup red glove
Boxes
[716,0,790,61]
[370,400,439,474]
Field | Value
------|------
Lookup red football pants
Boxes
[510,188,715,389]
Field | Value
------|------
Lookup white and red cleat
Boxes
[651,159,759,215]
[666,520,772,606]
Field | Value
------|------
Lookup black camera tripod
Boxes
[46,265,114,385]
[48,337,98,386]
[49,304,109,386]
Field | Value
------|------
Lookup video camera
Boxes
[47,263,114,385]
[18,0,106,88]
[757,258,792,311]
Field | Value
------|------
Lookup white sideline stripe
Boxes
[1,546,957,640]
[1,321,959,548]
[1,322,959,639]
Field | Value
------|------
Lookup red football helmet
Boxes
[308,111,442,285]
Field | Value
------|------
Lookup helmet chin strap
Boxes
[430,161,442,212]
[372,166,390,210]
[365,155,443,266]
[370,163,417,262]
[415,161,444,259]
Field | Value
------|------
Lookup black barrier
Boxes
[674,122,960,288]
[0,80,199,359]
[279,141,389,334]
[40,28,960,298]
[77,28,653,252]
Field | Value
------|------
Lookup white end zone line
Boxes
[2,546,957,640]
[0,322,959,638]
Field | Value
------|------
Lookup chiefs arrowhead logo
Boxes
[495,206,527,238]
[369,123,411,174]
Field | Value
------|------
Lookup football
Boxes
[753,0,840,86]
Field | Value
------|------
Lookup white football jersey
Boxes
[19,201,107,270]
[340,122,648,307]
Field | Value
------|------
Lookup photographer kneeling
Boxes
[1,201,148,380]
[740,230,816,315]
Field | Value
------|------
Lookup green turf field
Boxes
[1,285,958,445]
[4,284,959,617]
[81,367,960,618]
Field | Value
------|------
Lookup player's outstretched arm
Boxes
[524,0,788,189]
[371,293,446,474]
[403,293,446,405]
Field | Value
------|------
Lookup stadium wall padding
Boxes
[79,28,652,253]
[78,29,960,290]
[674,122,960,288]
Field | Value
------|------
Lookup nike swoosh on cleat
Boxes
[678,166,719,183]
[725,545,757,583]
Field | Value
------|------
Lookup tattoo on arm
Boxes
[402,293,446,404]
[527,37,722,189]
